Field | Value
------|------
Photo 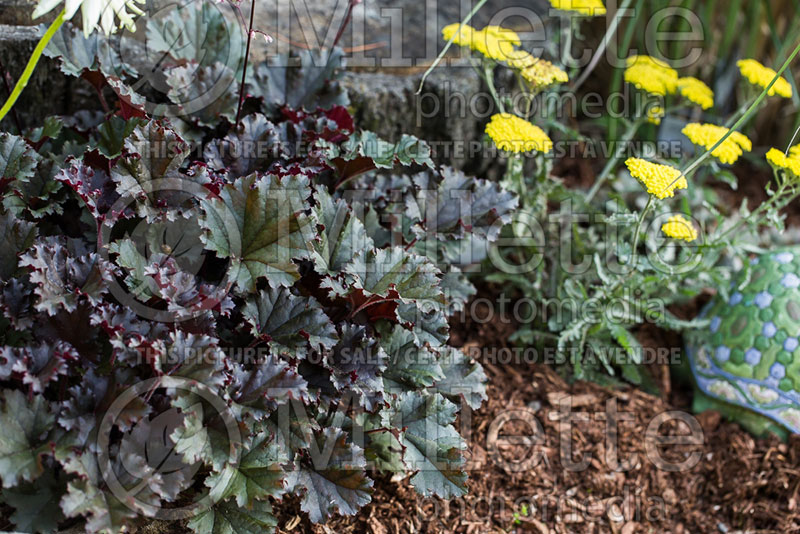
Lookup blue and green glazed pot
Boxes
[685,247,800,437]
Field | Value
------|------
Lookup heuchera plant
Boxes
[0,6,517,534]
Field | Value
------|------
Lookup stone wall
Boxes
[0,0,552,168]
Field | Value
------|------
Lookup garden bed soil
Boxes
[271,294,800,534]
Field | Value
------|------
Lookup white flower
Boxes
[33,0,144,36]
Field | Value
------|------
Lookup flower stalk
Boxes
[0,9,66,124]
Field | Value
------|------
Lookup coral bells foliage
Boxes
[0,15,518,534]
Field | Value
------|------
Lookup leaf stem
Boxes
[415,0,489,94]
[483,62,505,113]
[585,116,645,202]
[571,0,637,91]
[235,0,257,129]
[631,195,653,263]
[0,9,66,125]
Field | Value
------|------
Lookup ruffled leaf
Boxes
[286,427,372,523]
[186,497,277,534]
[0,389,57,487]
[199,172,314,291]
[388,392,467,498]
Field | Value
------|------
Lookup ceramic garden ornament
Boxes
[686,247,800,438]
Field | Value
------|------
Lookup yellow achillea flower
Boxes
[625,158,688,199]
[625,55,673,70]
[441,24,519,61]
[520,59,569,89]
[766,147,800,177]
[482,25,521,46]
[504,50,537,70]
[647,105,665,125]
[677,77,714,109]
[442,23,476,47]
[661,215,698,242]
[737,59,792,98]
[681,123,752,165]
[549,0,607,16]
[624,56,678,96]
[486,113,553,153]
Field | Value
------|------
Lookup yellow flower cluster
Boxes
[681,123,752,165]
[486,113,553,153]
[519,59,569,89]
[441,23,475,48]
[626,55,672,70]
[737,59,793,98]
[441,23,520,62]
[624,56,678,96]
[766,146,800,177]
[677,77,714,109]
[549,0,607,16]
[661,215,698,242]
[646,105,665,125]
[625,158,687,199]
[504,50,536,70]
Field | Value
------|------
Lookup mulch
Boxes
[273,295,800,534]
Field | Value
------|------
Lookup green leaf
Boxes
[44,23,131,78]
[379,323,444,391]
[206,425,287,508]
[285,427,372,523]
[199,172,314,291]
[18,237,113,315]
[0,132,38,187]
[110,120,199,221]
[311,185,373,275]
[146,2,245,71]
[438,268,477,314]
[327,324,387,412]
[406,167,517,241]
[25,116,63,145]
[0,210,37,281]
[364,425,405,473]
[319,130,433,172]
[229,355,311,419]
[59,441,163,533]
[3,158,63,219]
[2,468,65,533]
[243,287,337,358]
[345,247,444,305]
[607,323,643,364]
[187,497,277,534]
[389,392,467,498]
[396,302,450,348]
[93,116,144,158]
[165,62,239,127]
[430,347,487,410]
[247,48,348,111]
[0,389,56,487]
